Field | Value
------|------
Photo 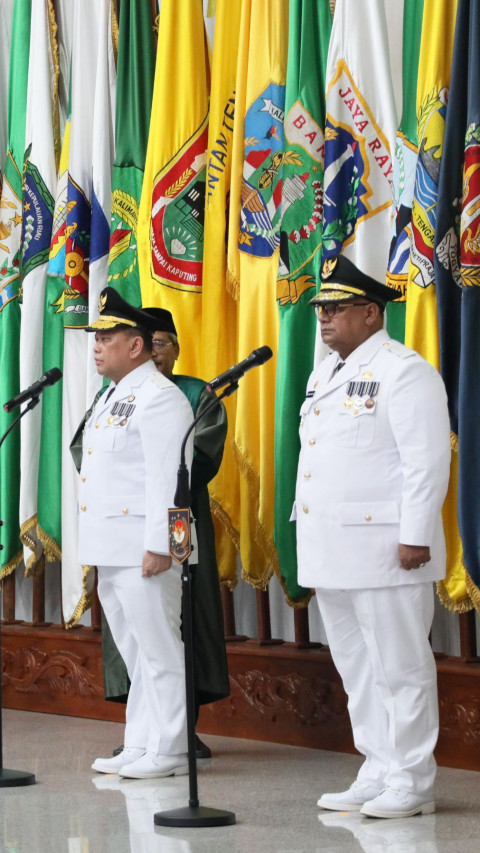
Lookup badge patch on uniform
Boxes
[168,508,192,563]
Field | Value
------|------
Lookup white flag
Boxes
[322,0,402,281]
[61,0,116,625]
[19,0,58,570]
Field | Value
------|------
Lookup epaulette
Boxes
[381,339,415,360]
[149,371,173,389]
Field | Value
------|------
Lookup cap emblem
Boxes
[322,257,338,280]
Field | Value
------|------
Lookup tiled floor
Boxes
[1,709,479,852]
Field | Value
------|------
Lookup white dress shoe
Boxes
[91,747,146,774]
[317,781,383,811]
[119,752,189,779]
[360,786,435,819]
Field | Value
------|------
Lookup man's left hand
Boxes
[142,551,172,577]
[398,543,431,571]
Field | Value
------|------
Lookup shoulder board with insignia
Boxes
[383,339,415,360]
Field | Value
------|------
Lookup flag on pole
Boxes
[435,0,480,611]
[385,0,424,343]
[0,0,31,579]
[274,0,332,603]
[36,119,70,566]
[19,0,58,572]
[231,0,289,588]
[107,0,155,308]
[138,0,209,380]
[59,0,116,626]
[322,0,399,282]
[405,0,467,612]
[201,0,242,586]
[406,0,457,367]
[0,0,14,192]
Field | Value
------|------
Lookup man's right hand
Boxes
[142,551,172,577]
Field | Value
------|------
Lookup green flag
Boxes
[107,0,155,305]
[386,0,424,344]
[274,0,332,603]
[0,0,31,578]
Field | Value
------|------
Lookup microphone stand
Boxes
[0,397,38,787]
[154,381,238,828]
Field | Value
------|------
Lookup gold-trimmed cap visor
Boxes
[309,283,366,305]
[87,314,138,330]
[309,255,400,308]
[85,286,159,333]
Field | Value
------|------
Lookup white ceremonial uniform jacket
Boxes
[293,329,451,589]
[77,360,194,567]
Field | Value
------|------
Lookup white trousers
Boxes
[315,583,438,796]
[97,564,187,756]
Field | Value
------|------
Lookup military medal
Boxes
[354,397,364,409]
[365,398,376,409]
[344,398,354,409]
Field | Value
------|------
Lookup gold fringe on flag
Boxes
[64,565,94,628]
[0,549,22,581]
[46,0,61,169]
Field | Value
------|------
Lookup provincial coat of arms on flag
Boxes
[459,124,480,287]
[411,87,449,289]
[0,155,22,312]
[322,60,394,257]
[21,147,55,278]
[387,136,417,295]
[149,115,208,293]
[278,100,325,300]
[63,175,91,328]
[108,184,139,287]
[239,82,285,258]
[47,169,89,329]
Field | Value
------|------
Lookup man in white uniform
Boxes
[294,256,451,819]
[77,287,194,780]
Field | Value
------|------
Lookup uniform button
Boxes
[365,514,372,522]
[81,505,87,512]
[304,472,311,479]
[314,407,320,415]
[81,475,86,482]
[123,508,129,514]
[88,448,93,455]
[309,438,316,446]
[303,506,309,514]
[95,422,100,429]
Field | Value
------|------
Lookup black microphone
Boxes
[3,367,62,413]
[207,346,273,392]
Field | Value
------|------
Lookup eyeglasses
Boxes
[152,340,174,351]
[314,301,370,319]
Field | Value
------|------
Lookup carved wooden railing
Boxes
[2,566,480,772]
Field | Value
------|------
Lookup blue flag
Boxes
[435,0,480,604]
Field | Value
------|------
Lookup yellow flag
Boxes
[138,0,209,378]
[405,0,470,611]
[230,0,289,588]
[201,0,243,585]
